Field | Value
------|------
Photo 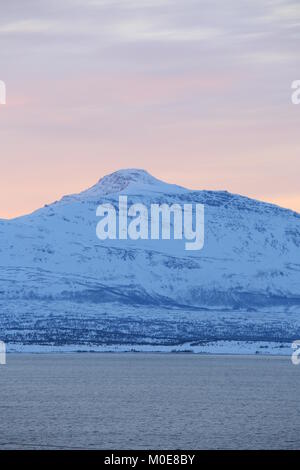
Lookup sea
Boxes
[0,354,299,449]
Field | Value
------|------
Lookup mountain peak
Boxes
[98,168,155,186]
[78,168,186,198]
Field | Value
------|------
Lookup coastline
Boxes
[5,340,293,356]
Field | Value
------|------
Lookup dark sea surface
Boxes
[0,354,299,449]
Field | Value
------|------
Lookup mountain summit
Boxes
[97,168,160,187]
[78,168,186,198]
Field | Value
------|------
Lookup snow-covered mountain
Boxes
[1,168,300,353]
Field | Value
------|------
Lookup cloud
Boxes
[111,19,222,43]
[0,19,60,34]
[240,51,298,64]
[270,2,300,21]
[72,0,173,7]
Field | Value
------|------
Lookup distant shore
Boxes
[5,340,292,356]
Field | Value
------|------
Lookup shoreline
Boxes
[4,340,293,356]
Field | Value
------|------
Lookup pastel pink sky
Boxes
[1,0,300,218]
